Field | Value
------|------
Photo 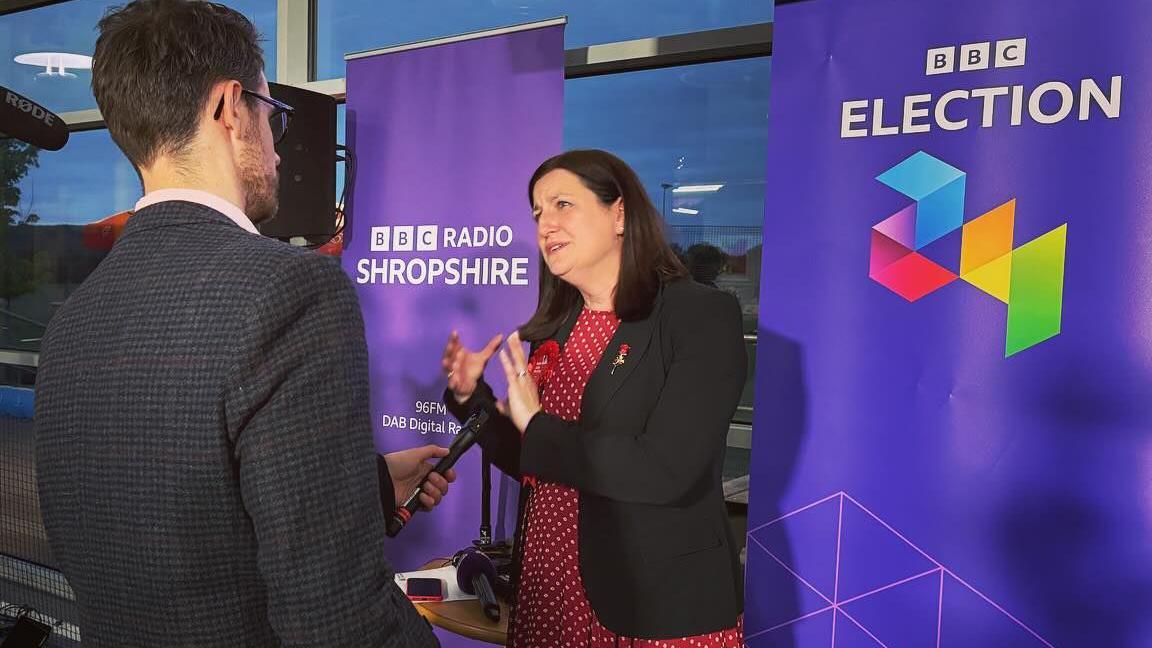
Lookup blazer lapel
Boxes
[579,289,664,427]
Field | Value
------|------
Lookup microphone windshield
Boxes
[455,550,496,594]
[1,85,69,151]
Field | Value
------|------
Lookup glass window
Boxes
[0,0,278,114]
[564,59,769,336]
[564,58,768,440]
[1,130,139,354]
[316,0,772,81]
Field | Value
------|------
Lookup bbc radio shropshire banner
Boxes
[747,1,1152,646]
[342,21,564,576]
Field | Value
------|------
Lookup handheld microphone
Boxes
[454,548,501,622]
[0,85,69,151]
[385,402,491,537]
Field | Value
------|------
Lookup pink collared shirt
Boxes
[134,188,260,235]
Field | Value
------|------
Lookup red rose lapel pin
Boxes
[610,343,631,375]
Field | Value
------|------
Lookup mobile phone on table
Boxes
[404,577,444,602]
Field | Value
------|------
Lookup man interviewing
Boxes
[33,1,443,646]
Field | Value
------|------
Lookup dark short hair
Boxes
[520,149,687,341]
[92,0,265,168]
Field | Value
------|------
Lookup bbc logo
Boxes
[370,225,439,252]
[926,38,1026,75]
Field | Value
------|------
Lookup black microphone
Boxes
[0,85,69,151]
[454,548,501,622]
[385,402,491,537]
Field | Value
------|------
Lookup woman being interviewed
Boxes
[442,149,745,646]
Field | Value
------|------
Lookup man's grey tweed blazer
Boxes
[34,201,437,647]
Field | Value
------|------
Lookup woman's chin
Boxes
[546,262,572,279]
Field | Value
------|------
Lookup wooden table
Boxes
[412,559,509,645]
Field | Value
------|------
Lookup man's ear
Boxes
[210,79,246,136]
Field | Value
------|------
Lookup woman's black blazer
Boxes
[447,278,747,638]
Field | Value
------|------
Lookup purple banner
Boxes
[343,22,564,583]
[746,1,1152,647]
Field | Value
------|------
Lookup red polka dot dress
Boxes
[510,308,742,648]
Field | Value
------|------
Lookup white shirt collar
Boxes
[134,189,261,235]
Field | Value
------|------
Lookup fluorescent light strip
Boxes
[672,207,699,215]
[672,184,724,193]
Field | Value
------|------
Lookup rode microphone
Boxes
[0,85,69,151]
[454,548,501,622]
[385,401,492,538]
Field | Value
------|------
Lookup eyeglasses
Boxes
[213,88,295,145]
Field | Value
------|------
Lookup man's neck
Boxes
[140,155,245,212]
[142,179,244,211]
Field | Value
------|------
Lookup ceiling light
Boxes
[672,183,724,193]
[15,52,92,79]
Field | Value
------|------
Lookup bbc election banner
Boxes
[343,20,564,581]
[746,1,1152,646]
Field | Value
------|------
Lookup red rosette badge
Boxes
[527,340,560,388]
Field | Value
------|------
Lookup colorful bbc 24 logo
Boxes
[868,151,1066,357]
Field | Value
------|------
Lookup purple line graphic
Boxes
[745,492,1056,647]
[936,569,945,648]
[831,496,844,647]
[762,606,836,635]
[749,534,834,606]
[837,568,942,607]
[837,608,889,647]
